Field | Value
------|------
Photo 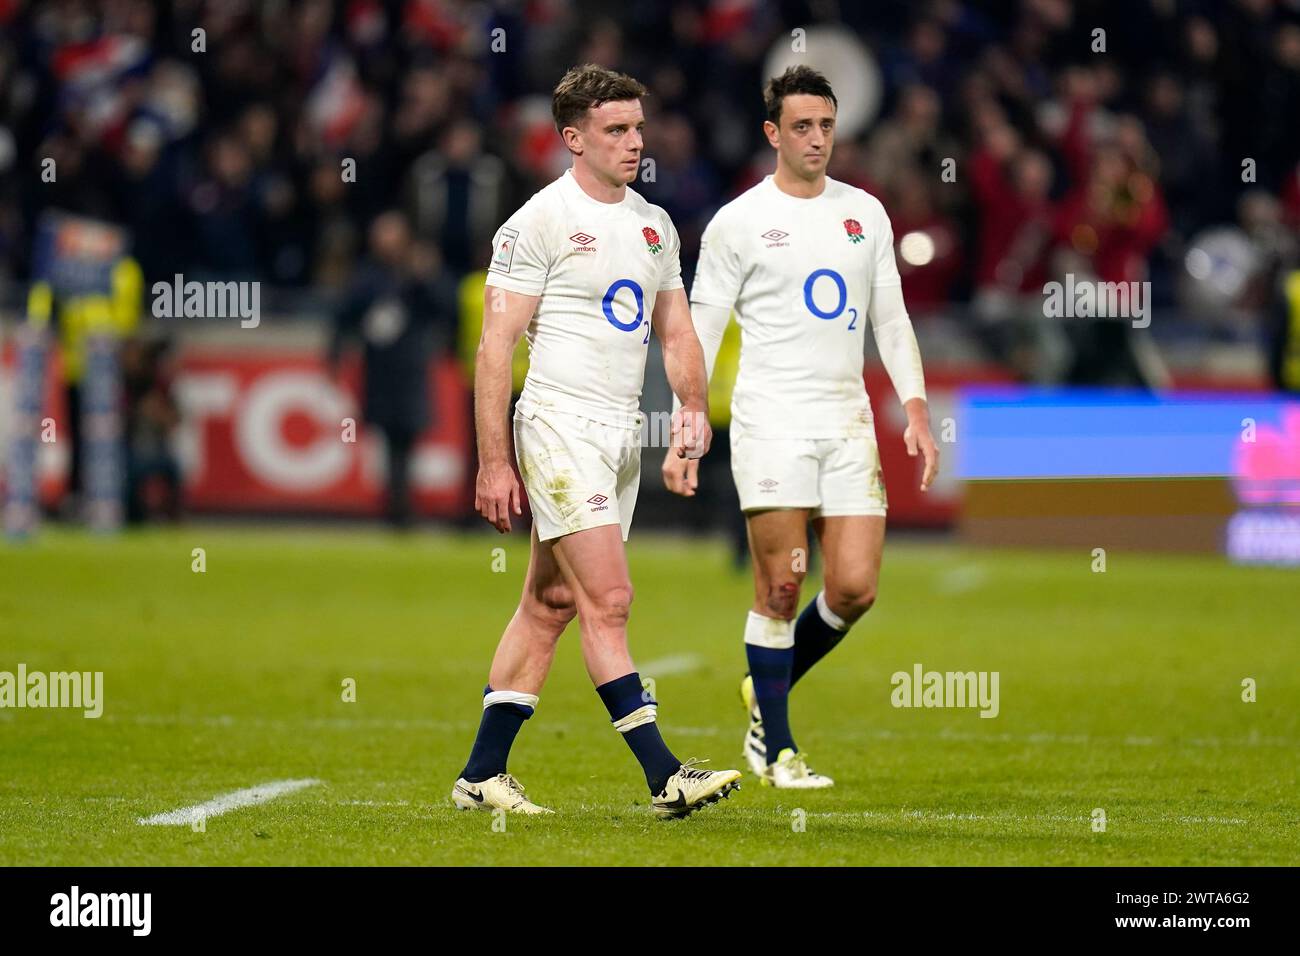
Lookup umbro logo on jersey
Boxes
[569,232,597,252]
[758,478,779,491]
[587,493,609,512]
[761,229,790,248]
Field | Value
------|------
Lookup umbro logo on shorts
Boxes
[587,493,609,512]
[758,478,779,492]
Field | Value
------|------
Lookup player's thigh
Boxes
[613,431,640,542]
[812,514,886,607]
[550,522,633,614]
[515,410,623,543]
[813,435,887,520]
[746,508,810,603]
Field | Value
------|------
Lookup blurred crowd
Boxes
[3,0,1300,379]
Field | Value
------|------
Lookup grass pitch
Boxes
[1,526,1297,866]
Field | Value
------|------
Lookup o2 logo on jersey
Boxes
[603,278,650,343]
[803,268,858,330]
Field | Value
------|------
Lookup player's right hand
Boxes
[671,406,712,460]
[475,460,522,533]
[662,451,700,497]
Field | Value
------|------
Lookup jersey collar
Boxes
[763,173,833,203]
[562,168,634,212]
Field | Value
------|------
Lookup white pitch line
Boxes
[138,778,322,826]
[640,653,703,677]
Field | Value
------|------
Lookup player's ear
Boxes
[562,125,583,155]
[762,119,780,149]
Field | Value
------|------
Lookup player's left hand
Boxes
[671,406,712,460]
[662,452,700,496]
[904,418,940,492]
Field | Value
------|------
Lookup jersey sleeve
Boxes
[486,201,551,296]
[870,203,902,288]
[869,281,927,404]
[690,212,743,309]
[657,215,685,292]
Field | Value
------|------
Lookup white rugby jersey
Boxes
[691,175,926,439]
[485,169,683,426]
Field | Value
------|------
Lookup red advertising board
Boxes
[865,364,1013,527]
[5,339,1007,527]
[175,350,472,516]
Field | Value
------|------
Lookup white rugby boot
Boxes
[451,773,554,814]
[739,673,766,776]
[761,747,834,789]
[651,759,742,819]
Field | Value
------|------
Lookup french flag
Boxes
[51,34,150,142]
[52,34,149,88]
[304,47,367,148]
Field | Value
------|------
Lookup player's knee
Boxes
[526,584,577,636]
[828,581,877,623]
[587,583,633,631]
[764,578,802,621]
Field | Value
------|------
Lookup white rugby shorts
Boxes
[730,424,887,517]
[513,404,640,542]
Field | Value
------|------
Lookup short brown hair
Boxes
[552,63,648,133]
[764,65,837,124]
